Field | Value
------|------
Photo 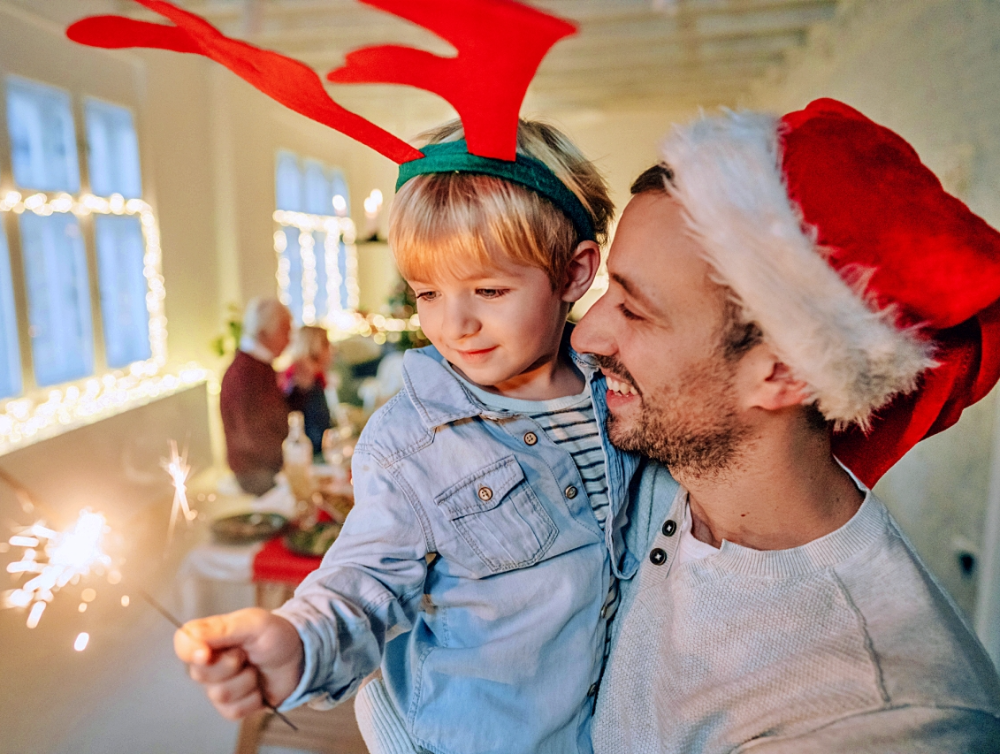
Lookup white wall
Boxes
[748,0,1000,622]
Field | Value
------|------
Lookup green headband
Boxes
[395,139,597,242]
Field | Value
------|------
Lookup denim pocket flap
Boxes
[435,456,525,518]
[434,455,557,574]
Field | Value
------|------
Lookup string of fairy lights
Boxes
[0,189,208,455]
[272,208,361,326]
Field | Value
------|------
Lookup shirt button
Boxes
[587,683,598,697]
[649,548,667,566]
[661,519,677,537]
[600,604,609,619]
[565,485,578,499]
[523,431,538,446]
[477,486,493,502]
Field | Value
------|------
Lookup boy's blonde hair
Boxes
[389,119,613,288]
[289,325,331,365]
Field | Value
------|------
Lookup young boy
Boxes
[175,120,640,754]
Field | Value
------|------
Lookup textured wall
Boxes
[749,0,1000,619]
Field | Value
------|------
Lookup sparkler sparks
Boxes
[2,509,112,629]
[162,441,196,544]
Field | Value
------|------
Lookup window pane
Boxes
[0,225,21,398]
[19,213,92,386]
[95,215,151,367]
[6,77,80,193]
[304,160,332,215]
[275,152,302,212]
[282,228,304,324]
[85,99,142,199]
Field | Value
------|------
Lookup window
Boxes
[273,150,357,327]
[1,77,165,395]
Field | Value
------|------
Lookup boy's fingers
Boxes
[175,608,270,663]
[205,666,261,708]
[188,647,247,684]
[174,626,212,665]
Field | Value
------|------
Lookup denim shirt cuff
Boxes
[273,606,329,712]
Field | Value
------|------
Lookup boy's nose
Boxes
[443,300,480,341]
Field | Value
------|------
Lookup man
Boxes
[220,297,292,495]
[574,100,1000,752]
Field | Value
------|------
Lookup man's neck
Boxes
[680,423,864,551]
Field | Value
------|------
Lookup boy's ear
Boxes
[738,344,811,412]
[561,241,601,303]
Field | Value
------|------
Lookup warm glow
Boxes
[74,632,90,651]
[363,189,383,218]
[2,509,112,629]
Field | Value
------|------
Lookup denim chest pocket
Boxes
[434,455,558,575]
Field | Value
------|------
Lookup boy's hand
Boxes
[174,608,304,720]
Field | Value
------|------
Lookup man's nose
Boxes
[571,293,615,356]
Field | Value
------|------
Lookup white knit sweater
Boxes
[592,463,1000,753]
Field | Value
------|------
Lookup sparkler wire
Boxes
[135,588,298,731]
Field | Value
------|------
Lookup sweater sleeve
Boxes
[273,447,429,710]
[734,706,1000,754]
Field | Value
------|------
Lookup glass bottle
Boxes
[283,411,314,507]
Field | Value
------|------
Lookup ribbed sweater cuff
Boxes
[354,677,420,754]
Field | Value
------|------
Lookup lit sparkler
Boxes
[162,440,196,545]
[2,509,112,628]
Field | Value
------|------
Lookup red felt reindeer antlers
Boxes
[67,0,576,164]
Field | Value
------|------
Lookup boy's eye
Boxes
[476,288,508,299]
[414,291,438,301]
[618,303,642,321]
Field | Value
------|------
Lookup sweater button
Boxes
[661,519,677,537]
[649,548,667,566]
[565,485,578,499]
[523,431,538,446]
[587,683,598,697]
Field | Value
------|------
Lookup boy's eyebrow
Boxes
[611,272,663,316]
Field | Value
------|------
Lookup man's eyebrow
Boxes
[611,272,662,315]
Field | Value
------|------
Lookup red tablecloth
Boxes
[252,536,324,586]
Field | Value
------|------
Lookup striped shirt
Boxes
[444,363,611,528]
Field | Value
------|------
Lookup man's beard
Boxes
[594,353,750,479]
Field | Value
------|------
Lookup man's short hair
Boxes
[630,163,674,196]
[243,297,289,340]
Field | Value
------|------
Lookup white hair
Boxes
[242,297,290,340]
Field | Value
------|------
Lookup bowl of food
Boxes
[283,520,342,557]
[210,512,288,545]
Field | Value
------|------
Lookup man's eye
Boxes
[477,288,508,299]
[618,303,642,321]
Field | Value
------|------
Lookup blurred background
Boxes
[1,1,999,752]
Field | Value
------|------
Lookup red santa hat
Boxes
[661,98,1000,486]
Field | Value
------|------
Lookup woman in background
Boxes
[283,325,333,455]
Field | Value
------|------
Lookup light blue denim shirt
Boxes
[275,342,641,754]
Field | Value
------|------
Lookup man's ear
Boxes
[561,241,601,303]
[739,345,811,411]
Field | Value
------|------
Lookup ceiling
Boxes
[97,0,841,119]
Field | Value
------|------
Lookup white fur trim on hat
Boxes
[660,110,935,427]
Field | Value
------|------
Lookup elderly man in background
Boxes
[577,100,1000,752]
[221,297,292,495]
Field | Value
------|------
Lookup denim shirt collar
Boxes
[401,328,600,431]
